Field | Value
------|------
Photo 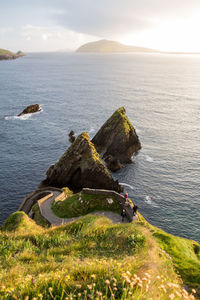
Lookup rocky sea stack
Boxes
[18,104,41,116]
[40,132,122,192]
[92,107,141,170]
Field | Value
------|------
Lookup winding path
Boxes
[38,191,138,226]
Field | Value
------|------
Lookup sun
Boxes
[121,14,200,53]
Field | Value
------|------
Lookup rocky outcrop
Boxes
[18,104,41,116]
[92,107,141,169]
[0,48,25,60]
[40,132,123,193]
[68,130,76,143]
[16,51,25,57]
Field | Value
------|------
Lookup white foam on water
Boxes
[145,155,154,162]
[89,127,95,134]
[144,195,158,207]
[120,182,135,190]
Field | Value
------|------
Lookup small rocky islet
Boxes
[18,104,41,116]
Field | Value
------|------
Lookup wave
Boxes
[89,127,95,134]
[145,155,154,162]
[4,105,43,121]
[144,195,158,207]
[120,182,135,190]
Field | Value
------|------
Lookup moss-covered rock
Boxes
[1,211,39,232]
[92,107,141,169]
[18,104,41,116]
[40,132,123,192]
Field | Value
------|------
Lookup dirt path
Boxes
[39,193,138,226]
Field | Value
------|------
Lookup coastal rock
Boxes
[0,48,25,60]
[18,104,41,116]
[92,107,141,169]
[40,132,123,193]
[68,130,76,143]
[106,156,122,172]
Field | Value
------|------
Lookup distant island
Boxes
[76,39,159,53]
[0,48,25,60]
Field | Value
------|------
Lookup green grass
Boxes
[1,212,198,299]
[0,48,14,55]
[153,229,200,291]
[32,203,50,227]
[51,192,121,218]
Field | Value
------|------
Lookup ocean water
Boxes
[0,52,199,243]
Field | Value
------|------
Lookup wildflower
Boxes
[78,293,81,297]
[192,289,196,294]
[49,287,53,292]
[169,294,175,300]
[91,274,96,279]
[105,280,110,285]
[126,271,131,276]
[175,291,182,298]
[125,278,131,284]
[142,277,147,281]
[87,285,92,290]
[113,288,118,291]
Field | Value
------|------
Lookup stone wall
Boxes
[19,187,62,214]
[82,188,134,222]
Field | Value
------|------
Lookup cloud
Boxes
[47,0,200,39]
[20,24,98,51]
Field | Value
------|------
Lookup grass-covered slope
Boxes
[0,48,24,60]
[0,212,199,299]
[52,190,121,218]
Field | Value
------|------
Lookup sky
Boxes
[1,0,200,52]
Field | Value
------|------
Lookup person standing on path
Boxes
[121,209,126,222]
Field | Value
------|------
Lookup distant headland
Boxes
[0,48,25,60]
[76,39,159,53]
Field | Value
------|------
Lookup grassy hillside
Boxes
[0,211,199,299]
[0,48,24,60]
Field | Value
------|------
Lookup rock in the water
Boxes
[68,130,76,143]
[18,104,41,116]
[92,107,141,168]
[40,132,123,193]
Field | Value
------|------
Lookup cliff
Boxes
[76,39,158,53]
[0,48,25,60]
[40,132,122,192]
[92,107,141,170]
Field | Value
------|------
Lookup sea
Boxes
[0,52,199,243]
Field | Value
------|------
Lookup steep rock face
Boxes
[18,104,41,116]
[40,132,123,193]
[92,107,141,166]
